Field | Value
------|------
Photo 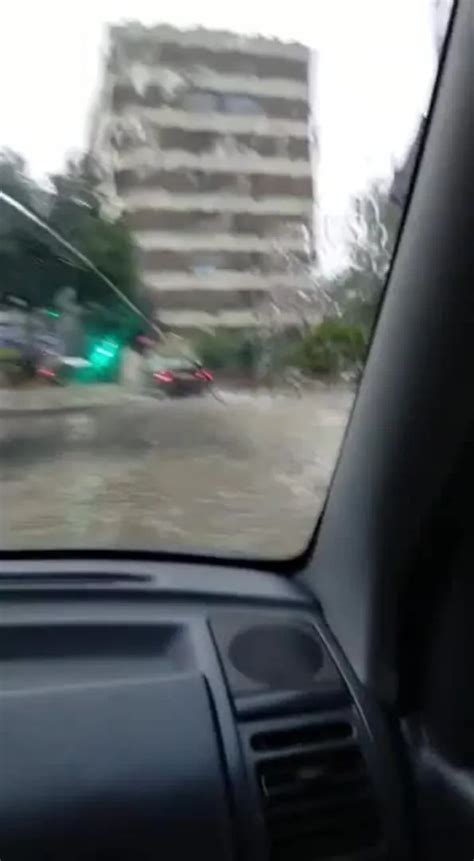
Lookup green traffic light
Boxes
[88,337,121,370]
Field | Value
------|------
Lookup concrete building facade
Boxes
[90,24,315,330]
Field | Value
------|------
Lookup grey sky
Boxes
[0,0,445,268]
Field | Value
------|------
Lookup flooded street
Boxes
[0,385,353,557]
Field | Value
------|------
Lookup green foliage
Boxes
[327,181,400,340]
[289,319,369,376]
[0,151,48,304]
[0,150,140,319]
[194,322,369,380]
[47,158,138,309]
[0,150,32,207]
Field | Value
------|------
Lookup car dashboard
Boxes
[0,561,409,860]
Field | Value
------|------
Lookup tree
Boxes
[348,182,398,279]
[0,150,60,306]
[47,155,138,311]
[326,182,400,333]
[285,182,400,381]
[0,150,141,331]
[287,318,369,377]
[0,150,32,207]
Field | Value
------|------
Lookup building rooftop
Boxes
[109,23,309,60]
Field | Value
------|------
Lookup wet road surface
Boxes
[0,386,353,557]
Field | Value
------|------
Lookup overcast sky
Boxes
[0,0,448,267]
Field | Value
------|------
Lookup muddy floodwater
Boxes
[0,385,353,557]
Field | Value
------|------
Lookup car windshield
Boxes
[0,1,452,557]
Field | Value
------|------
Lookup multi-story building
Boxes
[90,24,315,331]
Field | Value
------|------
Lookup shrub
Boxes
[288,318,369,377]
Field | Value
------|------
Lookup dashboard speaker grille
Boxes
[228,624,324,689]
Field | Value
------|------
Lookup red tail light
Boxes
[153,370,174,383]
[194,369,213,381]
[37,367,56,379]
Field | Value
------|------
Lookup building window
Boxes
[181,91,219,112]
[221,95,263,116]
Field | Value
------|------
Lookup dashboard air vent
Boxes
[253,719,382,860]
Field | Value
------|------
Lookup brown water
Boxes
[0,386,352,557]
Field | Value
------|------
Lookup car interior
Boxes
[0,1,472,859]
